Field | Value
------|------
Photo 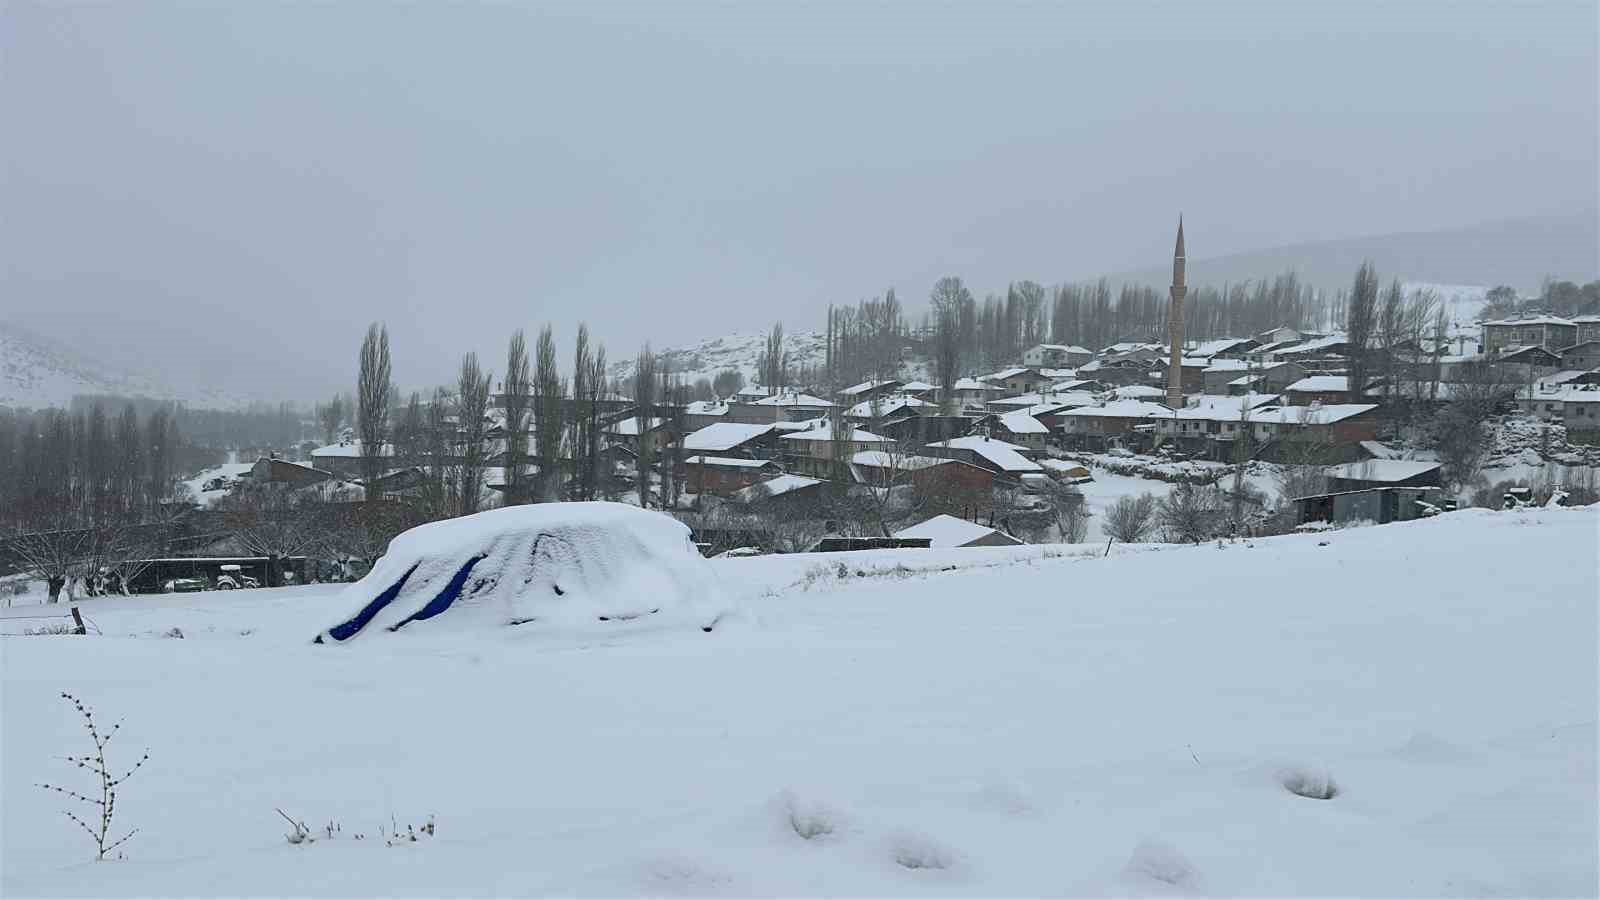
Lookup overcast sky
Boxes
[3,2,1595,401]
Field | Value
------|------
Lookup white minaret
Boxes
[1166,216,1187,409]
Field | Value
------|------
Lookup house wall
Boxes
[1560,343,1600,371]
[682,463,776,496]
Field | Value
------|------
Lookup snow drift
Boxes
[314,502,728,642]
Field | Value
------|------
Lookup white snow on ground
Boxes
[3,507,1596,897]
[179,461,255,508]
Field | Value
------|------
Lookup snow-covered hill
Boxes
[0,321,251,410]
[2,505,1594,896]
[609,330,828,388]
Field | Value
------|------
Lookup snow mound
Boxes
[315,502,729,642]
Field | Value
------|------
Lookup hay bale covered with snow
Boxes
[314,502,728,642]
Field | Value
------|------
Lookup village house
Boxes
[680,456,783,496]
[1558,341,1600,372]
[1575,315,1600,346]
[309,440,392,478]
[1246,403,1381,458]
[682,400,732,432]
[897,380,938,400]
[251,456,335,489]
[970,409,1050,451]
[1223,361,1306,395]
[602,415,674,454]
[778,425,893,477]
[1281,375,1375,406]
[1022,343,1095,368]
[983,367,1055,395]
[1482,316,1579,355]
[949,376,1005,411]
[1296,486,1443,527]
[922,434,1043,477]
[1154,394,1282,451]
[1189,337,1261,360]
[1057,399,1173,447]
[876,414,971,446]
[835,379,904,405]
[893,514,1022,549]
[733,391,837,423]
[1324,459,1443,493]
[680,422,779,459]
[843,395,938,427]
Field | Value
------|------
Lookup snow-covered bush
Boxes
[314,502,731,642]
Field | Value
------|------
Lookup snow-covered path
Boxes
[3,508,1595,896]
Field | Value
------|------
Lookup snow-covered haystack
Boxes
[314,502,729,643]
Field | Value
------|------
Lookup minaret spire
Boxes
[1166,215,1188,410]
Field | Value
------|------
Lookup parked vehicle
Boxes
[215,564,259,590]
[164,577,208,593]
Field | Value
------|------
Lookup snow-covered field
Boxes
[3,507,1595,897]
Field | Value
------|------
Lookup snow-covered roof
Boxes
[752,391,835,407]
[1191,337,1256,357]
[924,435,1042,473]
[1036,368,1077,380]
[1170,394,1281,422]
[604,416,666,436]
[311,441,393,458]
[899,380,937,392]
[1359,440,1402,460]
[1202,358,1253,372]
[733,474,823,503]
[953,377,1005,392]
[845,396,936,417]
[1482,315,1576,327]
[849,450,950,471]
[997,410,1049,434]
[1325,460,1442,483]
[991,390,1100,409]
[732,386,771,399]
[1028,343,1092,355]
[1275,333,1350,355]
[983,367,1035,382]
[1246,404,1378,425]
[683,455,777,469]
[781,426,892,443]
[681,422,774,452]
[1228,374,1265,387]
[838,379,901,397]
[1058,400,1172,420]
[893,514,1020,549]
[1050,380,1103,393]
[1112,385,1166,399]
[684,400,729,416]
[1284,376,1350,393]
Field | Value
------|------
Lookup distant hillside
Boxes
[0,320,252,411]
[609,330,828,388]
[1101,213,1597,297]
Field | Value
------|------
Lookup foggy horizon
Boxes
[4,2,1596,401]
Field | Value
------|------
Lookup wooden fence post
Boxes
[69,606,86,635]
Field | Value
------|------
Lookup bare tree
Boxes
[1158,483,1224,544]
[1049,481,1088,543]
[533,325,565,501]
[501,330,532,504]
[1345,262,1379,402]
[421,387,453,520]
[10,527,91,603]
[570,324,593,501]
[357,323,393,495]
[454,352,493,515]
[929,276,971,413]
[221,489,334,586]
[760,322,786,394]
[318,396,344,444]
[632,345,658,508]
[1103,493,1158,543]
[1430,359,1517,492]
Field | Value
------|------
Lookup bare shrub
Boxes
[1157,484,1225,544]
[1103,493,1158,542]
[37,692,149,860]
